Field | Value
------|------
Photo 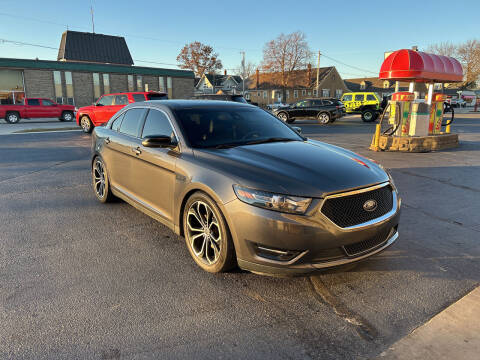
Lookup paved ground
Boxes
[0,114,479,359]
[0,117,80,135]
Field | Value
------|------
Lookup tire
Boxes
[80,115,93,133]
[5,112,20,124]
[361,109,375,122]
[277,111,294,123]
[61,111,74,122]
[317,112,331,125]
[183,192,236,273]
[92,157,114,203]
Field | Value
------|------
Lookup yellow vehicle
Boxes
[340,92,382,122]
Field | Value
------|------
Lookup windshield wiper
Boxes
[244,137,296,145]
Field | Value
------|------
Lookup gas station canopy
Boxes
[379,49,463,83]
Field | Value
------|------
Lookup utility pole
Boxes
[91,6,95,33]
[316,50,321,97]
[240,51,245,95]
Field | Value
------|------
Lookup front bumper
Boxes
[224,183,401,276]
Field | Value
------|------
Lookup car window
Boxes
[174,107,302,148]
[342,94,352,101]
[118,108,146,137]
[146,93,168,100]
[27,99,40,106]
[354,94,364,102]
[42,99,54,106]
[111,113,125,132]
[366,94,376,101]
[132,94,146,102]
[322,100,333,105]
[141,109,175,138]
[115,95,129,105]
[312,100,323,106]
[97,96,114,106]
[296,101,308,107]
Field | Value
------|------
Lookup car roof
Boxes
[102,91,167,96]
[134,99,253,110]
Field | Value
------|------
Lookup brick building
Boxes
[245,66,349,106]
[0,31,194,106]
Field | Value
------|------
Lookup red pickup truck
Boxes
[0,98,76,124]
[76,91,168,133]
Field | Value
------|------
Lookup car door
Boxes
[341,94,353,112]
[40,99,62,118]
[95,95,116,124]
[353,94,365,110]
[104,107,147,193]
[310,100,324,118]
[130,108,177,223]
[291,100,308,118]
[25,98,42,118]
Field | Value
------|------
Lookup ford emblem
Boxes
[363,199,377,212]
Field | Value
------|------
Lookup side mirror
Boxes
[292,126,302,134]
[96,103,103,107]
[142,135,177,148]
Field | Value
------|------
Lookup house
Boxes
[245,66,349,106]
[0,31,194,106]
[195,72,244,95]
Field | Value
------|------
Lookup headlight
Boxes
[233,185,311,214]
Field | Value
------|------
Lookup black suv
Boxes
[273,98,345,124]
[194,94,247,103]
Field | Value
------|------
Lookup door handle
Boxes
[132,146,142,155]
[105,137,110,144]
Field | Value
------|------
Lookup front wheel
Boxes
[183,192,236,273]
[317,112,331,125]
[277,111,294,123]
[80,116,93,133]
[361,109,375,122]
[61,111,74,122]
[5,112,20,124]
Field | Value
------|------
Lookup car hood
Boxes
[194,140,388,198]
[78,105,96,112]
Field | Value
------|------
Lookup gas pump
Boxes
[371,49,463,152]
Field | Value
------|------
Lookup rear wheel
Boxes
[183,192,236,273]
[61,111,74,122]
[80,115,93,133]
[5,112,20,124]
[317,112,331,125]
[361,109,375,122]
[92,157,114,203]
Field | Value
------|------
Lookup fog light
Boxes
[254,244,301,262]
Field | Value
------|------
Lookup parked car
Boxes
[273,98,344,124]
[340,92,382,122]
[76,91,168,133]
[91,100,400,275]
[0,98,75,124]
[194,94,247,103]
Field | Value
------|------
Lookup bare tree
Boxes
[177,41,223,77]
[456,39,480,89]
[426,41,456,57]
[233,61,256,79]
[261,31,313,100]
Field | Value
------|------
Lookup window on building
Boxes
[307,91,311,95]
[142,109,175,139]
[301,89,306,95]
[93,73,101,100]
[103,74,110,95]
[159,77,166,92]
[335,89,343,99]
[245,93,251,100]
[313,89,317,96]
[294,90,298,98]
[322,89,330,97]
[257,92,260,97]
[137,76,143,91]
[383,80,390,89]
[128,75,134,92]
[65,72,74,105]
[0,69,24,105]
[263,91,267,99]
[53,71,63,104]
[167,77,173,98]
[360,82,366,90]
[286,90,290,98]
[119,108,146,137]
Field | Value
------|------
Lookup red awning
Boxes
[379,49,463,83]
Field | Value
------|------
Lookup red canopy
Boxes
[379,49,463,83]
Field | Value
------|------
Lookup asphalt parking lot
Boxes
[1,114,479,359]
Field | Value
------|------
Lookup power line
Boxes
[321,53,377,75]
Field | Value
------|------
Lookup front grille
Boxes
[342,228,391,257]
[321,185,393,228]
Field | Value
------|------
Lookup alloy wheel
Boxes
[319,113,330,124]
[186,201,222,265]
[81,117,91,132]
[277,112,288,122]
[7,114,19,123]
[364,112,373,121]
[93,159,106,199]
[63,112,73,121]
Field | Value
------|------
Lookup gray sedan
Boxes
[91,100,400,275]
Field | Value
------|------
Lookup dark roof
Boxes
[344,77,427,93]
[205,74,226,86]
[0,57,194,78]
[58,31,134,65]
[135,99,252,110]
[247,67,334,90]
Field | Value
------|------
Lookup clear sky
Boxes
[0,0,479,79]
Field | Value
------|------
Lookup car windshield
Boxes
[174,107,303,148]
[147,93,168,100]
